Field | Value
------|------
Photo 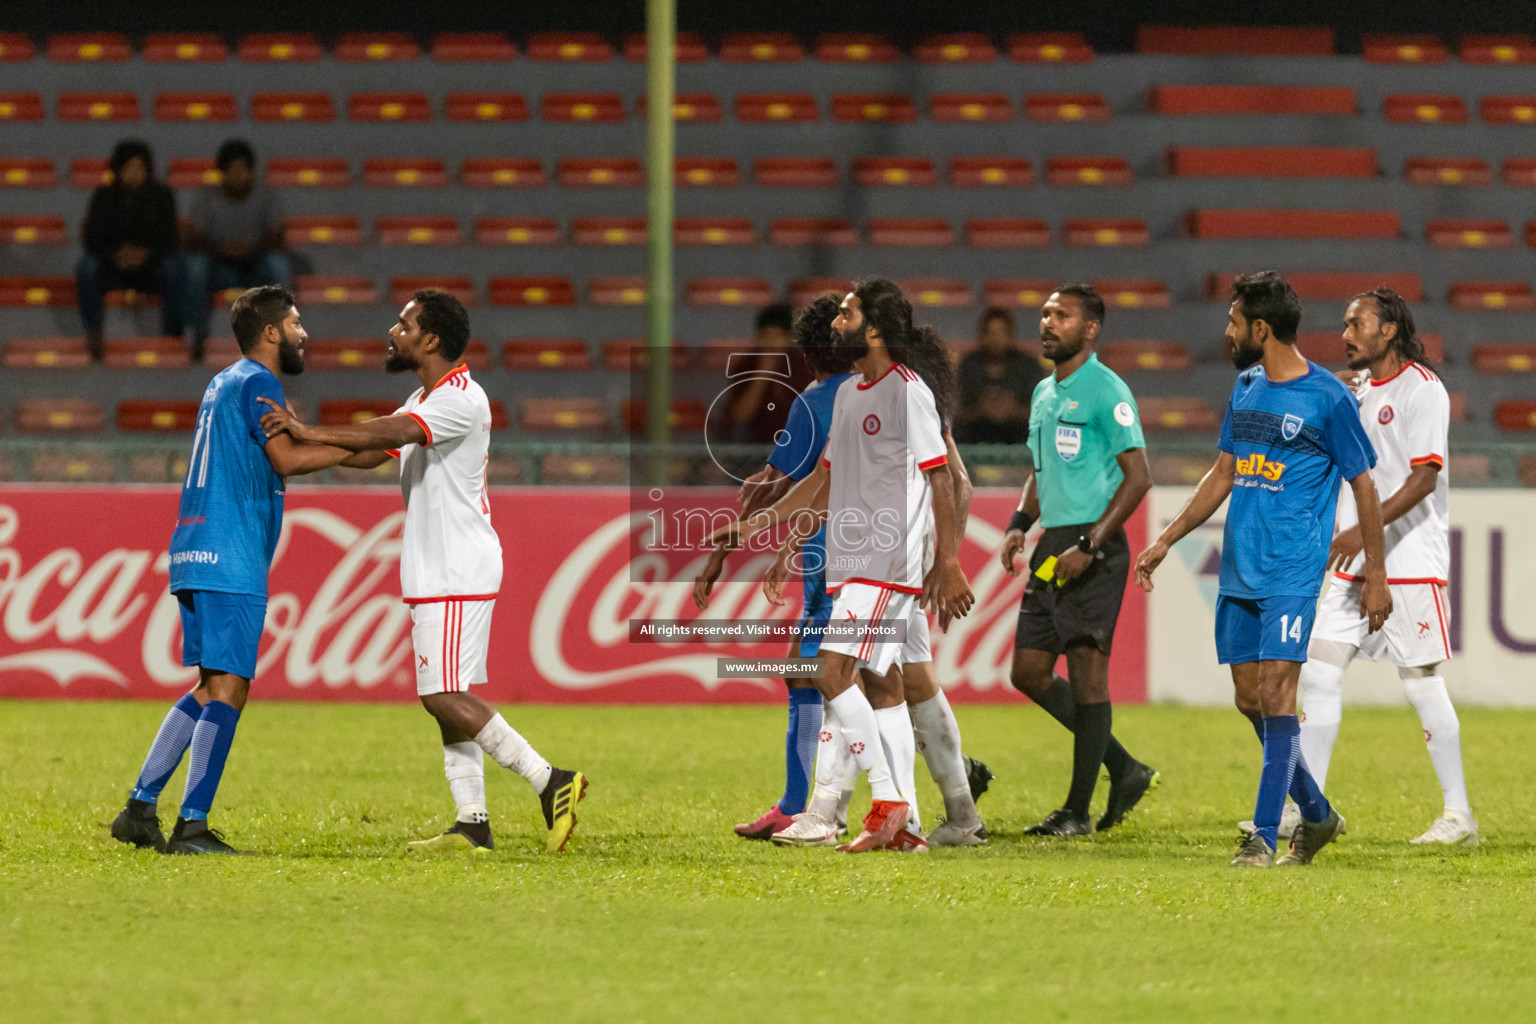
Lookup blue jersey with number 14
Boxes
[168,359,287,597]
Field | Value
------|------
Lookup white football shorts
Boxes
[1312,579,1451,668]
[819,582,931,677]
[410,598,495,696]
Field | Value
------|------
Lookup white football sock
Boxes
[443,741,487,823]
[874,704,919,831]
[1403,675,1471,814]
[828,686,899,801]
[909,690,979,828]
[1299,660,1345,791]
[807,701,850,821]
[474,713,552,793]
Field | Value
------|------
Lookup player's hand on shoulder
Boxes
[1133,541,1168,592]
[1327,526,1364,573]
[999,528,1029,576]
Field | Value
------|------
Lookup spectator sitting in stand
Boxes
[183,139,290,360]
[76,139,184,361]
[954,307,1044,445]
[718,302,813,445]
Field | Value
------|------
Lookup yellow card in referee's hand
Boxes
[1034,555,1059,585]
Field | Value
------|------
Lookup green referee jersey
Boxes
[1027,352,1145,528]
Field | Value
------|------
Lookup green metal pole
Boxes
[645,0,675,482]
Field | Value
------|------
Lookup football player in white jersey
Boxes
[1296,288,1475,845]
[260,289,588,854]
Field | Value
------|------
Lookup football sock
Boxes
[778,688,823,816]
[474,713,552,793]
[1298,660,1345,791]
[909,690,980,828]
[1248,710,1330,823]
[1403,676,1471,814]
[874,704,919,831]
[1064,701,1112,819]
[1033,674,1135,781]
[828,686,899,801]
[178,700,240,822]
[1253,716,1304,849]
[131,692,202,804]
[807,701,848,822]
[444,741,487,824]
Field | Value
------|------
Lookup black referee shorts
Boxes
[1014,523,1130,656]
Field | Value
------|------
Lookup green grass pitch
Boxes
[2,700,1532,1023]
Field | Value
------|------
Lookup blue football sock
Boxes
[131,693,202,804]
[777,688,823,815]
[178,700,241,821]
[1252,716,1303,851]
[1247,711,1331,824]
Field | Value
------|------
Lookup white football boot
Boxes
[924,818,988,847]
[770,811,838,847]
[1411,810,1480,847]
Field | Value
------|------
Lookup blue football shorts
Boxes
[796,572,834,659]
[1215,594,1317,665]
[176,589,267,680]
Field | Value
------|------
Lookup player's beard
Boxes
[385,347,419,373]
[277,336,305,375]
[1230,332,1263,370]
[833,322,870,364]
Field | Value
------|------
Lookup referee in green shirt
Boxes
[998,284,1158,836]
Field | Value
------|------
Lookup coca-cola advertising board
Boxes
[0,486,1146,703]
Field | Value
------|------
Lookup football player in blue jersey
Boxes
[1134,272,1392,868]
[110,285,364,854]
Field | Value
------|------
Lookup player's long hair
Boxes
[793,295,854,376]
[851,277,956,427]
[902,326,958,432]
[1355,287,1435,375]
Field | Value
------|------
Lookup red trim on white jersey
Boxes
[826,577,923,596]
[894,364,918,382]
[405,412,433,447]
[1431,585,1451,660]
[1370,360,1437,387]
[856,363,903,390]
[858,588,892,661]
[403,593,498,604]
[425,363,470,397]
[917,455,949,471]
[1333,572,1449,587]
[1409,454,1444,467]
[820,455,831,470]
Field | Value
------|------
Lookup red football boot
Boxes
[838,800,910,853]
[734,805,796,840]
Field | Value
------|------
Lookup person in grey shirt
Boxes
[183,139,290,359]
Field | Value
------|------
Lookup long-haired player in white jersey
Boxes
[259,289,588,853]
[1296,288,1475,845]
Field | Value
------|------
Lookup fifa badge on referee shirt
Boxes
[1055,425,1081,462]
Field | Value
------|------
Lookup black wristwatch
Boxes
[1076,534,1098,555]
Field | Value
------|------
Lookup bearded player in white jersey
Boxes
[1294,288,1476,846]
[260,289,587,854]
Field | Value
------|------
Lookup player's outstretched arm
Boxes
[924,466,974,626]
[1133,451,1235,591]
[705,459,829,550]
[762,512,822,607]
[258,397,427,452]
[1347,470,1394,632]
[1054,447,1152,584]
[262,431,358,476]
[999,471,1040,576]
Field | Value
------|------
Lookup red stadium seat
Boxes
[461,158,544,188]
[118,400,200,431]
[1048,156,1133,185]
[636,92,723,123]
[622,32,709,63]
[966,218,1051,248]
[1167,147,1376,178]
[0,216,66,245]
[676,157,740,187]
[304,339,385,370]
[295,275,378,305]
[984,279,1059,309]
[949,157,1035,187]
[252,92,335,122]
[868,218,954,246]
[755,157,837,187]
[154,92,237,122]
[541,93,625,122]
[589,277,647,307]
[815,34,900,63]
[168,158,220,188]
[1294,333,1347,364]
[1189,210,1398,239]
[852,157,937,187]
[915,33,997,63]
[832,94,917,123]
[377,216,462,246]
[1206,272,1422,302]
[432,33,517,62]
[18,399,104,433]
[504,339,591,371]
[1448,391,1465,420]
[676,217,754,246]
[268,158,349,187]
[1136,26,1333,56]
[1522,455,1536,487]
[1504,158,1536,186]
[0,35,36,61]
[0,93,44,121]
[144,33,227,62]
[349,92,430,122]
[1405,157,1491,186]
[899,279,973,307]
[622,400,708,434]
[686,278,772,307]
[1099,341,1190,373]
[1481,96,1536,125]
[475,217,560,246]
[1384,95,1467,124]
[788,278,849,307]
[1363,34,1447,63]
[362,159,447,187]
[445,93,528,122]
[0,276,74,307]
[1472,345,1536,374]
[1461,35,1536,64]
[239,34,323,62]
[930,93,1012,122]
[1065,218,1149,247]
[522,398,610,433]
[391,276,474,306]
[526,32,613,62]
[540,453,624,483]
[104,289,161,311]
[1494,401,1536,431]
[559,157,643,187]
[336,32,420,61]
[1449,281,1536,312]
[47,33,132,62]
[69,159,111,189]
[1009,32,1093,62]
[602,341,690,372]
[319,401,399,426]
[1526,221,1536,247]
[571,217,647,245]
[720,33,804,63]
[1026,93,1110,122]
[0,158,54,187]
[489,277,576,307]
[1428,218,1512,249]
[769,217,857,246]
[1149,85,1355,116]
[1097,280,1172,308]
[103,337,189,370]
[737,94,819,123]
[58,92,139,122]
[4,338,90,369]
[1138,398,1221,432]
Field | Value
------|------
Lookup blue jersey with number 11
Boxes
[168,359,287,597]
